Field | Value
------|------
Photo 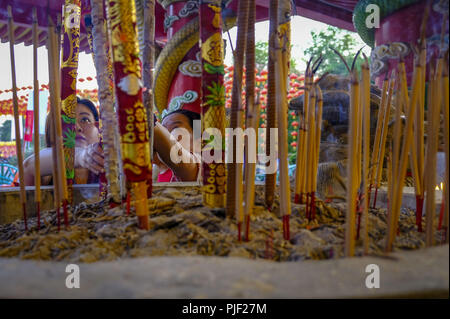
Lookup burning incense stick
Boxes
[32,7,41,229]
[7,6,28,230]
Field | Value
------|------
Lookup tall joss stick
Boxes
[386,60,422,252]
[243,0,256,241]
[265,0,278,210]
[48,16,69,230]
[424,63,442,247]
[32,7,41,229]
[199,1,227,209]
[90,0,121,205]
[135,0,155,198]
[369,77,388,205]
[47,18,61,230]
[106,0,152,230]
[276,0,292,239]
[361,58,371,254]
[7,6,27,230]
[386,73,403,251]
[311,85,323,220]
[60,0,81,205]
[293,64,310,204]
[373,75,395,208]
[442,58,449,243]
[142,0,155,197]
[305,85,316,220]
[345,66,360,257]
[226,0,249,235]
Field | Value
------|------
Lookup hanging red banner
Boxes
[24,110,34,142]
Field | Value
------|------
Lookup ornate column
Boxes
[60,0,82,203]
[200,1,226,207]
[154,0,202,118]
[106,0,152,229]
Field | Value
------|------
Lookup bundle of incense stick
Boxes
[7,6,28,230]
[293,54,325,223]
[385,55,422,253]
[368,77,388,205]
[293,68,309,205]
[225,0,249,238]
[345,67,361,257]
[310,85,323,221]
[423,57,444,247]
[293,65,311,205]
[48,15,69,231]
[372,74,395,209]
[360,57,371,254]
[243,0,256,242]
[32,7,41,229]
[305,83,316,221]
[405,53,425,231]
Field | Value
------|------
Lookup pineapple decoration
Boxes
[200,1,227,207]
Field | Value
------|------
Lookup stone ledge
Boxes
[0,244,447,298]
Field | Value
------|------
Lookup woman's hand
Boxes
[75,143,105,175]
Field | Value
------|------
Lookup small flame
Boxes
[436,182,444,191]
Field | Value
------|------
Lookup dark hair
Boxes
[77,97,99,121]
[45,97,98,147]
[167,110,200,129]
[45,112,54,147]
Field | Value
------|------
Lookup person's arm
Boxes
[23,148,54,186]
[153,123,199,181]
[23,144,105,186]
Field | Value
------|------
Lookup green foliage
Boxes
[0,120,11,141]
[62,114,76,124]
[303,26,366,75]
[205,81,225,107]
[63,129,77,149]
[255,41,300,74]
[255,42,269,72]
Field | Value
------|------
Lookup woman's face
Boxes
[162,112,195,151]
[75,103,99,147]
